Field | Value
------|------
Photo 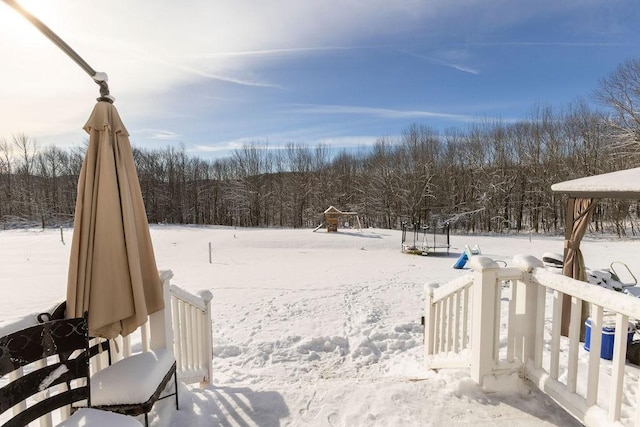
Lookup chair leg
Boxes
[144,412,149,427]
[174,370,179,410]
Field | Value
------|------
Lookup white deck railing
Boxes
[424,274,474,369]
[425,255,640,427]
[169,283,214,386]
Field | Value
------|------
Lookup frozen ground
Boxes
[2,225,638,426]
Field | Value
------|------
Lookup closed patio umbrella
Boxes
[1,0,164,339]
[66,101,164,339]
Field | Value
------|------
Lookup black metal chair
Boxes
[0,313,142,427]
[35,301,179,427]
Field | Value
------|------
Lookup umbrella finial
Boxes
[93,72,115,103]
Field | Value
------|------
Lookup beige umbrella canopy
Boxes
[67,101,163,339]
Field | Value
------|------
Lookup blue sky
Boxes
[1,0,639,159]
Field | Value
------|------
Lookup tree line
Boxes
[2,59,640,235]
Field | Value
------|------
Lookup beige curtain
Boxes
[560,197,597,338]
[67,101,163,339]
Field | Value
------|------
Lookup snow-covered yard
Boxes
[3,226,638,426]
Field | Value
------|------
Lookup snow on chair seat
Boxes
[90,348,178,426]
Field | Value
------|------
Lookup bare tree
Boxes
[364,138,401,229]
[595,59,640,158]
[0,138,14,226]
[12,133,37,219]
[231,143,271,226]
[285,143,314,228]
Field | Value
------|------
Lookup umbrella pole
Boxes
[2,0,113,102]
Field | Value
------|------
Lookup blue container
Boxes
[584,318,635,360]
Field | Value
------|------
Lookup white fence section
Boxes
[170,283,214,386]
[424,255,640,427]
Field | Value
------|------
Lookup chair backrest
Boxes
[0,314,91,427]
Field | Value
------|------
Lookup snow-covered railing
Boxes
[424,274,474,369]
[169,283,213,386]
[95,270,213,386]
[424,255,640,427]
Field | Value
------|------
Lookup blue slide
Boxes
[453,252,468,269]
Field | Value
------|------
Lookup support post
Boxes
[424,282,439,365]
[198,290,214,386]
[149,270,175,355]
[517,275,540,365]
[512,255,544,366]
[469,257,500,385]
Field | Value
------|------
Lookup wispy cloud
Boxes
[468,41,624,47]
[431,59,479,75]
[176,63,281,88]
[291,104,479,122]
[401,50,480,75]
[148,52,281,89]
[136,129,182,140]
[186,45,366,59]
[191,139,269,153]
